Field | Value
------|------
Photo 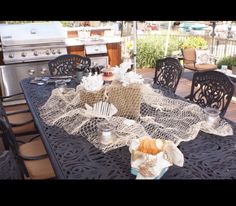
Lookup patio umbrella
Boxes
[133,21,137,72]
[164,21,172,57]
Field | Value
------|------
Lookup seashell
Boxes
[120,71,144,86]
[163,141,184,167]
[80,73,104,92]
[83,101,118,119]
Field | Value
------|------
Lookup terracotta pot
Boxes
[232,66,236,75]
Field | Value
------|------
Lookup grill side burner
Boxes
[85,43,109,66]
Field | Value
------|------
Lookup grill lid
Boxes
[0,22,66,46]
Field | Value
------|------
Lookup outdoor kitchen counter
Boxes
[66,36,122,66]
[65,36,122,46]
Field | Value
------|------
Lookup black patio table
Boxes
[20,78,236,179]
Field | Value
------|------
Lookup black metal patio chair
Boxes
[153,57,183,93]
[0,150,22,179]
[185,70,234,117]
[181,48,217,72]
[0,94,38,138]
[0,114,55,179]
[48,54,91,76]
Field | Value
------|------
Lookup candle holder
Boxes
[97,121,115,145]
[102,68,114,83]
[55,80,68,93]
[204,107,220,127]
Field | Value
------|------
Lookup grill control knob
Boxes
[51,50,56,54]
[34,51,38,56]
[21,52,27,57]
[46,50,50,55]
[9,53,14,58]
[57,49,61,54]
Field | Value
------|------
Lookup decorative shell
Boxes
[80,73,104,92]
[120,61,132,71]
[83,101,118,119]
[120,71,144,86]
[129,137,184,179]
[112,61,133,81]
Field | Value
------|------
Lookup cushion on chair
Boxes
[19,139,55,179]
[7,112,37,135]
[195,49,210,64]
[5,104,29,113]
[184,63,217,72]
[19,139,47,156]
[23,158,55,179]
[182,48,196,64]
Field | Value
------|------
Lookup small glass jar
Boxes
[221,65,228,73]
[55,80,67,92]
[204,107,220,127]
[97,121,115,145]
[76,70,84,83]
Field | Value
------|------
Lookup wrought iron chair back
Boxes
[48,54,91,76]
[0,150,22,179]
[0,93,38,138]
[153,57,183,93]
[0,118,27,177]
[0,109,55,179]
[0,101,16,150]
[188,71,234,116]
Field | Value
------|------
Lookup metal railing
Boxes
[212,38,236,59]
[121,33,236,61]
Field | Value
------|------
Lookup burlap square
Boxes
[79,88,105,108]
[107,82,141,119]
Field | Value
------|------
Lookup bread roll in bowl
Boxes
[138,137,163,155]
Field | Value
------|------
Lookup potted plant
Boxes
[232,54,236,75]
[232,64,236,75]
[217,56,236,74]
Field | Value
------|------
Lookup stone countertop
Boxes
[216,68,236,79]
[65,36,123,46]
[64,26,113,31]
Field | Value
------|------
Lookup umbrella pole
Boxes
[133,21,137,72]
[164,21,172,57]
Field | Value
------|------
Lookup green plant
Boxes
[60,21,73,27]
[136,35,182,68]
[179,36,208,49]
[217,56,236,69]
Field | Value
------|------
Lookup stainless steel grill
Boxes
[84,40,109,66]
[0,22,68,101]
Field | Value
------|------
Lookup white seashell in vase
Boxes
[80,73,104,92]
[83,101,118,119]
[120,71,144,86]
[120,61,132,71]
[112,66,126,81]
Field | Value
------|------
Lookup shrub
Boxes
[136,35,208,68]
[217,56,236,69]
[136,35,182,68]
[179,36,208,49]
